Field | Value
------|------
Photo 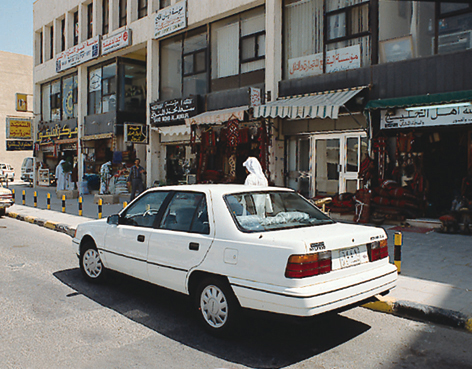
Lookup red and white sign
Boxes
[102,29,132,55]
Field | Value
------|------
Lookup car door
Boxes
[147,191,214,294]
[104,191,170,280]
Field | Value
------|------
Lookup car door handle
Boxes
[137,235,145,242]
[189,242,199,251]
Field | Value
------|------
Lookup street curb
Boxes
[363,295,472,334]
[7,211,76,238]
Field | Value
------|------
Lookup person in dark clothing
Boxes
[127,158,146,201]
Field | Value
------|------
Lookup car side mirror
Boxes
[107,214,120,225]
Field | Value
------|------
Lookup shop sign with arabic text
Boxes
[287,45,361,79]
[381,106,472,129]
[37,122,78,143]
[56,36,100,73]
[6,140,33,151]
[154,0,187,39]
[125,124,148,144]
[102,29,132,55]
[6,117,33,139]
[150,97,197,125]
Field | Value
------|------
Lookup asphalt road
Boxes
[1,217,472,369]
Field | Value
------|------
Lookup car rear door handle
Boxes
[189,242,199,251]
[137,235,145,242]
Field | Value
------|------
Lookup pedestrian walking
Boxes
[127,158,146,201]
[243,157,268,186]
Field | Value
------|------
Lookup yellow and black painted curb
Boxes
[363,295,472,334]
[7,211,76,237]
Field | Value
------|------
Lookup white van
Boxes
[21,157,34,185]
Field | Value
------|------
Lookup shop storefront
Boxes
[367,91,472,219]
[255,87,368,198]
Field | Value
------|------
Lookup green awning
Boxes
[365,90,472,110]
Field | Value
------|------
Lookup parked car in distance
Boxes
[0,184,13,216]
[21,157,34,185]
[0,163,15,182]
[73,184,397,336]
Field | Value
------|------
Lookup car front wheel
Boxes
[80,243,105,282]
[195,277,240,336]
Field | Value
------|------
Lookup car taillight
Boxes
[285,251,332,278]
[367,239,389,261]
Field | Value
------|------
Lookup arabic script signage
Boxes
[381,106,472,129]
[154,0,187,39]
[288,45,361,79]
[56,36,100,73]
[6,140,33,151]
[125,123,148,144]
[6,117,33,139]
[150,97,198,125]
[102,29,131,55]
[37,122,78,144]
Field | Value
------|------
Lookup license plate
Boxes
[339,246,361,268]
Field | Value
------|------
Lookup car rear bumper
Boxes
[230,262,398,317]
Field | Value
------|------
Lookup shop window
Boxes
[211,7,265,82]
[73,11,79,46]
[183,30,207,97]
[49,25,54,60]
[160,37,183,100]
[119,0,127,28]
[438,3,472,55]
[87,2,93,39]
[50,81,61,121]
[326,2,369,41]
[88,62,116,115]
[41,84,50,120]
[39,31,43,64]
[103,0,109,34]
[119,62,146,112]
[62,75,78,120]
[138,0,147,19]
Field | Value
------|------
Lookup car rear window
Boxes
[224,191,334,232]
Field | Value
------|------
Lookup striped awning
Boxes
[254,87,366,120]
[185,106,248,126]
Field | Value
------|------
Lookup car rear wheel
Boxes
[80,243,105,282]
[195,277,240,336]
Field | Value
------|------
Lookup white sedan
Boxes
[73,184,397,335]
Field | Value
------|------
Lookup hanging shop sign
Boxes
[102,29,132,55]
[37,122,78,144]
[6,117,33,139]
[150,97,198,125]
[287,45,361,79]
[381,106,472,129]
[250,87,262,107]
[6,140,33,151]
[154,0,187,39]
[125,123,149,144]
[56,36,100,73]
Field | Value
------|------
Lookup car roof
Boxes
[147,184,294,196]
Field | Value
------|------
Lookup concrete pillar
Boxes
[146,38,162,187]
[65,10,74,48]
[54,18,62,56]
[79,2,88,42]
[109,0,119,32]
[77,65,88,188]
[93,0,102,37]
[128,0,137,25]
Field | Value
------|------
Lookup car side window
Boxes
[160,192,208,234]
[121,191,169,228]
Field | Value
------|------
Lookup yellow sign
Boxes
[7,118,33,139]
[16,93,28,112]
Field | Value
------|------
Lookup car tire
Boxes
[195,277,240,337]
[80,241,106,283]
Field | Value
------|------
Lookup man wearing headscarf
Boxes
[243,157,268,186]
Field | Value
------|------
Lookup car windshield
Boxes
[224,191,334,232]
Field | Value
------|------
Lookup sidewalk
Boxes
[4,183,472,334]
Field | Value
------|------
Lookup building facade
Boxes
[0,51,34,180]
[33,0,472,218]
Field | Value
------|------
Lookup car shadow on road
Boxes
[54,268,370,368]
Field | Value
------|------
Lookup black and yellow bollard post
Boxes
[98,198,103,219]
[47,193,51,210]
[123,201,127,209]
[11,189,15,204]
[62,194,66,213]
[78,196,83,216]
[394,232,402,274]
[34,191,37,208]
[22,190,26,205]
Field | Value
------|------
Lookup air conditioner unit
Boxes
[435,30,472,54]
